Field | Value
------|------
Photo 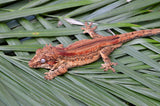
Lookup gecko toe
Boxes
[101,62,117,72]
[44,72,49,75]
[81,27,85,30]
[88,22,93,27]
[44,75,55,80]
[44,71,55,80]
[111,62,118,66]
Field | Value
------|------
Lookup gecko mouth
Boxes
[29,63,52,69]
[39,64,51,69]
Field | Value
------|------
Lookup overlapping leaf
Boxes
[0,0,160,105]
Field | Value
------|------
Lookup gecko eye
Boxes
[40,58,46,63]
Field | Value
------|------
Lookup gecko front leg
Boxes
[100,44,122,72]
[44,63,68,80]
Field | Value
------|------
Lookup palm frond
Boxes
[0,0,160,105]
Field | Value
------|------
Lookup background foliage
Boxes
[0,0,160,105]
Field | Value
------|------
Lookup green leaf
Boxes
[0,23,139,38]
[1,0,160,105]
[0,0,100,21]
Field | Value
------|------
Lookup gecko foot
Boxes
[44,66,67,80]
[44,71,56,80]
[100,62,118,72]
[81,22,97,34]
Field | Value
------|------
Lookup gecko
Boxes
[29,22,160,80]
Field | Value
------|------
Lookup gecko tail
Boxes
[118,28,160,43]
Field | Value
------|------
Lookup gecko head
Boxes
[28,44,58,69]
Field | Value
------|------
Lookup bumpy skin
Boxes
[28,22,160,80]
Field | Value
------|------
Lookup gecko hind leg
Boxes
[81,22,103,39]
[100,44,122,72]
